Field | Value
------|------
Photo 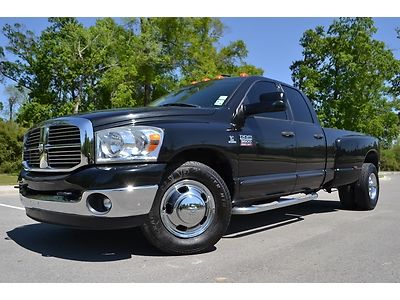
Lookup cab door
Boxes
[238,81,297,201]
[283,85,326,191]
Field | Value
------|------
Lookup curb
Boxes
[0,185,18,193]
[379,171,398,181]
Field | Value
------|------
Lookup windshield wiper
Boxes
[160,103,200,108]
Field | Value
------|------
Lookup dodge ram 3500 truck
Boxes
[19,76,380,254]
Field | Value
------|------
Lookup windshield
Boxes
[150,77,245,108]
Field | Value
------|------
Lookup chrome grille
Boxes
[47,125,81,168]
[48,125,81,145]
[23,128,41,168]
[22,118,94,172]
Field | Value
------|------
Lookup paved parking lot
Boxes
[0,173,399,282]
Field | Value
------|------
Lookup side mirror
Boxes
[244,92,286,116]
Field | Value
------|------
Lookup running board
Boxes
[232,192,318,215]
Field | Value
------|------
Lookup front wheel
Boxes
[141,161,232,255]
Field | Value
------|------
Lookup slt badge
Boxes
[228,135,237,144]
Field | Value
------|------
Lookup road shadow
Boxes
[6,224,172,262]
[6,199,340,261]
[225,199,341,238]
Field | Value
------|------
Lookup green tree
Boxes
[0,17,262,126]
[290,18,400,145]
[0,101,4,121]
[0,120,25,173]
[35,17,130,113]
[3,85,27,121]
[2,18,138,125]
[0,46,4,84]
[177,18,263,84]
[390,28,400,100]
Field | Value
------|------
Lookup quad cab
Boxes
[19,76,380,254]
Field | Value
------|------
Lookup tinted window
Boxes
[284,87,313,123]
[245,81,287,120]
[149,77,245,108]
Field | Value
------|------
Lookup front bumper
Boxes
[21,185,158,217]
[19,163,165,229]
[22,185,157,230]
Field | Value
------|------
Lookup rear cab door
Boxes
[282,84,327,192]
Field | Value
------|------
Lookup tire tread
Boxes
[141,161,232,255]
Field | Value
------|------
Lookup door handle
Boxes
[281,131,295,137]
[313,133,324,139]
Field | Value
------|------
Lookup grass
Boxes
[0,173,18,186]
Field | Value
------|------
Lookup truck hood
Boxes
[74,106,216,128]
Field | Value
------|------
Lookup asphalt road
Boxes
[0,173,399,283]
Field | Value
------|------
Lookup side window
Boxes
[245,81,287,120]
[284,87,313,123]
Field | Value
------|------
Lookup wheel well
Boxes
[364,150,379,171]
[166,148,235,199]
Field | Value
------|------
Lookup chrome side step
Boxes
[232,192,318,215]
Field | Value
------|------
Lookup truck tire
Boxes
[338,163,379,210]
[141,161,232,255]
[355,163,379,210]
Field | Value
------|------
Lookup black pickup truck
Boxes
[19,76,380,254]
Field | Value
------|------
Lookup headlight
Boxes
[96,126,164,163]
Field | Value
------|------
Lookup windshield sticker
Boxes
[214,95,228,106]
[239,135,253,147]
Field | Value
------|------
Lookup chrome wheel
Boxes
[160,179,216,238]
[368,173,378,201]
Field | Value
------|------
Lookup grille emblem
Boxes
[38,143,48,168]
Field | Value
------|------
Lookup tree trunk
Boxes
[144,83,151,106]
[8,97,14,121]
[74,97,80,114]
[74,80,83,114]
[9,105,13,121]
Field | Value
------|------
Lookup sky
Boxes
[0,17,399,118]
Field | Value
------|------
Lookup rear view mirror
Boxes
[244,92,286,116]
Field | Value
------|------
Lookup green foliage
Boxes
[16,101,54,128]
[0,46,4,84]
[381,144,400,171]
[291,18,400,145]
[0,120,25,173]
[176,19,263,85]
[390,28,400,99]
[0,17,263,125]
[0,18,263,174]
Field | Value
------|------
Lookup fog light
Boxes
[87,193,112,215]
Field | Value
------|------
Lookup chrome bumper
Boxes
[20,185,158,218]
